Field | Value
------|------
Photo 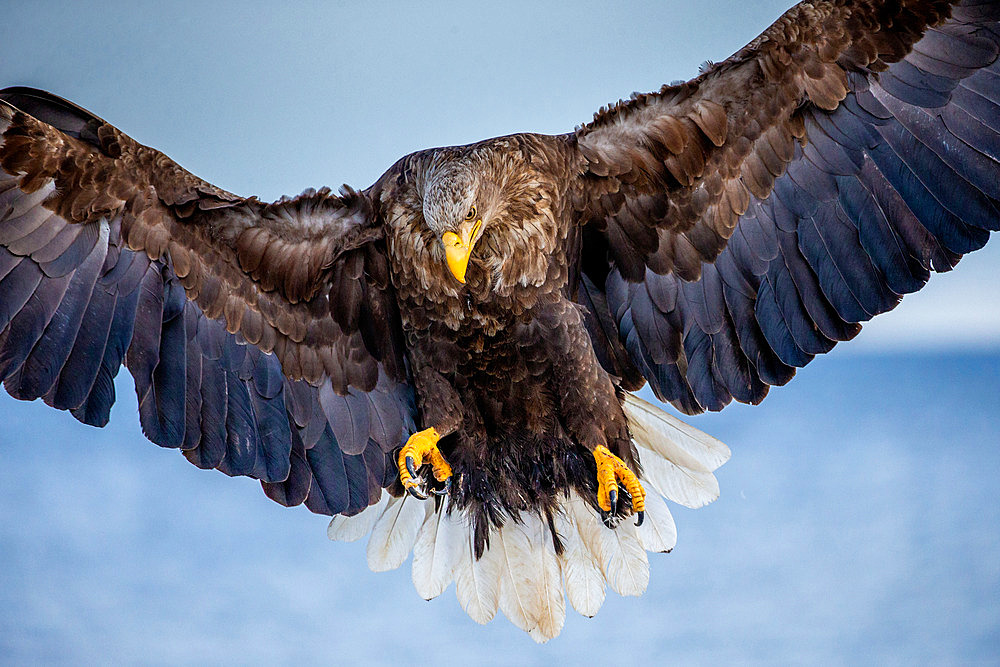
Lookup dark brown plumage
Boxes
[0,0,997,640]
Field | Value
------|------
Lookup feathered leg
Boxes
[540,298,647,525]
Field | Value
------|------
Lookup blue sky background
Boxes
[0,2,998,663]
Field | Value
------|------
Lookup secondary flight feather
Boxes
[0,0,997,642]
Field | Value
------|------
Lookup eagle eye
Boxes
[464,205,477,221]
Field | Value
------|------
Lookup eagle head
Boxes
[415,141,560,299]
[422,163,484,284]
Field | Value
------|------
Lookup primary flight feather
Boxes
[0,0,997,641]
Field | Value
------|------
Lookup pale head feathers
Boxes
[391,138,562,301]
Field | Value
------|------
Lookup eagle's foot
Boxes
[398,427,452,500]
[593,445,646,528]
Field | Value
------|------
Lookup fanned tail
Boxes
[326,392,728,642]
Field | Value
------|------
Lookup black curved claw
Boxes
[406,484,428,500]
[405,456,418,480]
[608,487,618,512]
[431,477,452,496]
[635,511,645,527]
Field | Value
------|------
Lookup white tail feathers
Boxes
[326,392,728,642]
[623,393,730,472]
[624,393,729,509]
[553,506,605,618]
[454,526,502,624]
[640,452,721,508]
[411,496,464,600]
[498,513,565,640]
[326,493,388,542]
[366,495,427,572]
[636,489,678,553]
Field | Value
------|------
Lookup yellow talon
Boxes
[593,445,646,524]
[398,427,452,498]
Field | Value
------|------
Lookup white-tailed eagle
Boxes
[0,0,997,642]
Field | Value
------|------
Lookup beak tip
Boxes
[443,222,479,285]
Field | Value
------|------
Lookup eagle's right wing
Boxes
[0,87,415,516]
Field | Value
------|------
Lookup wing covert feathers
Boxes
[329,395,727,641]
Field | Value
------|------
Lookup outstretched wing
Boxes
[571,0,999,414]
[0,88,415,516]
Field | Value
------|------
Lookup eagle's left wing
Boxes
[570,0,999,414]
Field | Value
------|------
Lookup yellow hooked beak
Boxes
[442,219,482,284]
